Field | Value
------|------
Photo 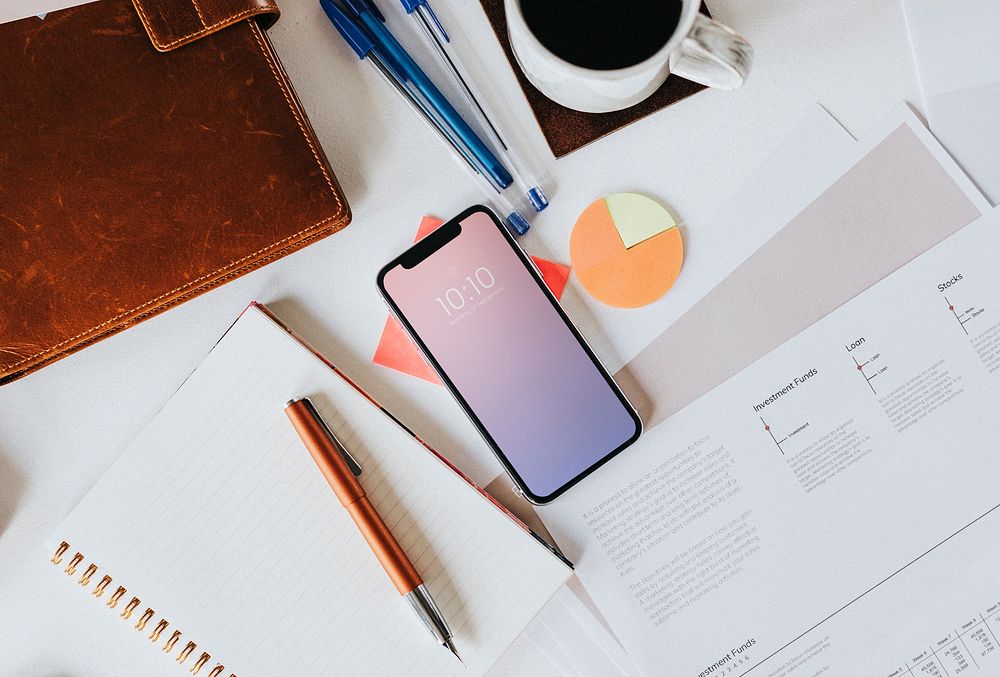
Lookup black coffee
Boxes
[520,0,681,71]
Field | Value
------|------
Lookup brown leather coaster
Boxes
[479,0,709,158]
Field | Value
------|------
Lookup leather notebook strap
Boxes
[131,0,279,52]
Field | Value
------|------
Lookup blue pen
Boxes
[397,0,549,212]
[340,0,514,192]
[320,0,530,235]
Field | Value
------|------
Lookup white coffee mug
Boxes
[505,0,752,113]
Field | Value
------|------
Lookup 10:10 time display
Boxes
[435,267,496,316]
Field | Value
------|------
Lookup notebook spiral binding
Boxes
[51,541,235,677]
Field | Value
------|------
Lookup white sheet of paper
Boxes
[850,548,1000,675]
[489,584,641,677]
[489,633,568,677]
[730,523,1000,675]
[903,0,1000,203]
[544,587,641,677]
[543,204,1000,675]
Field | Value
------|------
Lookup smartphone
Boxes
[377,206,641,504]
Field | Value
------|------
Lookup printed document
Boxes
[542,207,1000,676]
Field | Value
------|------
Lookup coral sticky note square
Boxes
[372,216,571,385]
[373,314,442,384]
[532,256,571,299]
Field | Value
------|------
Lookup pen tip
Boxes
[444,638,464,666]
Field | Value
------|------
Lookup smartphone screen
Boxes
[378,206,641,503]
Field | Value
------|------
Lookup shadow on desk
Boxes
[0,445,25,537]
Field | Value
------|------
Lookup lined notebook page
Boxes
[49,305,570,676]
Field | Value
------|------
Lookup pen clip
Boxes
[298,397,363,476]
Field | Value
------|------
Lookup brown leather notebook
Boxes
[0,0,351,385]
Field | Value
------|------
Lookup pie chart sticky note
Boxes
[570,193,684,308]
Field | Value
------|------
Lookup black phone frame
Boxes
[377,205,642,504]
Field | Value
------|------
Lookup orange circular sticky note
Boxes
[570,193,684,308]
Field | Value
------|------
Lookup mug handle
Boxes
[668,15,752,90]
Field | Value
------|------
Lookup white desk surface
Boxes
[0,0,922,674]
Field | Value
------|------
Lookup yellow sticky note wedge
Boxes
[605,192,677,248]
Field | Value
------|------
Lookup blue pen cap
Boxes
[527,187,549,212]
[506,211,530,236]
[320,0,375,59]
[334,0,409,82]
[399,0,424,12]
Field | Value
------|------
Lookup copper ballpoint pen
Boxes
[284,397,463,664]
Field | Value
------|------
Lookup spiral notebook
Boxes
[45,303,571,676]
